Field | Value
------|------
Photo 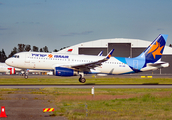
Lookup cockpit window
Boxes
[12,55,19,58]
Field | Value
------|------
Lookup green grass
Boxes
[1,76,172,119]
[1,88,172,119]
[0,76,172,84]
[50,88,172,120]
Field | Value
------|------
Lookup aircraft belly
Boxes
[112,66,132,74]
[98,64,132,74]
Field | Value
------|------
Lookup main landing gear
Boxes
[79,74,86,83]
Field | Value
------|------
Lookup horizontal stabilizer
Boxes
[147,62,169,68]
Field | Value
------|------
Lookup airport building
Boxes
[59,38,172,74]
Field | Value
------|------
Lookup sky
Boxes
[1,0,172,56]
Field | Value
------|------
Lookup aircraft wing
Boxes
[71,49,114,71]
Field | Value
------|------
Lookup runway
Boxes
[1,85,172,89]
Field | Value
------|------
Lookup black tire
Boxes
[80,78,86,83]
[79,78,81,82]
[24,75,28,79]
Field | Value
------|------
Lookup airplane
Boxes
[0,63,22,74]
[5,34,169,83]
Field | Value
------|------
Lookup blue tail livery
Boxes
[143,34,167,63]
[115,34,169,73]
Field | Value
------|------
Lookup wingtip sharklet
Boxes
[106,49,114,59]
[98,51,103,56]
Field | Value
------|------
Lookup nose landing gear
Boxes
[24,69,29,79]
[24,74,28,79]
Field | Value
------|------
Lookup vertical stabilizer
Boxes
[141,34,168,63]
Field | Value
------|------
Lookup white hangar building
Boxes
[58,38,172,74]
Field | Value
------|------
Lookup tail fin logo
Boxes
[105,49,114,60]
[147,41,164,59]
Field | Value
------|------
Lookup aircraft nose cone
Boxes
[5,59,11,66]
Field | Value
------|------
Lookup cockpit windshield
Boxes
[12,55,19,58]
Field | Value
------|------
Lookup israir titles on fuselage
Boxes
[32,53,69,59]
[5,34,169,83]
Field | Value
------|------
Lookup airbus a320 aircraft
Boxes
[5,34,169,83]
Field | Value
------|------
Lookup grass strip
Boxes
[0,77,172,85]
[1,88,172,119]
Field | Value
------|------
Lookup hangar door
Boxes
[161,55,172,74]
[79,48,107,56]
[132,48,146,58]
[108,43,131,57]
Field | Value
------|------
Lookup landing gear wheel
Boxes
[24,75,28,79]
[79,78,86,83]
[78,73,86,83]
[79,78,81,83]
[81,78,86,83]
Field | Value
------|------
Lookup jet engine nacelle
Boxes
[54,67,78,76]
[7,68,16,74]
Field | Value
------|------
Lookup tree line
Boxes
[0,44,69,62]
